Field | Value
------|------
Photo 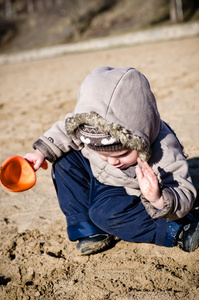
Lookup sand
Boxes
[0,36,199,300]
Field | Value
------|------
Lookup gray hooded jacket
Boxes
[33,66,196,221]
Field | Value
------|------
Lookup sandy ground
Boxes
[0,36,199,300]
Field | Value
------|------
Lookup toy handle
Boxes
[41,160,48,170]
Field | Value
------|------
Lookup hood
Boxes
[66,66,161,161]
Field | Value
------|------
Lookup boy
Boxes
[24,66,198,255]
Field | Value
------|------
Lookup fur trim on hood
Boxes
[66,111,151,161]
[66,66,161,162]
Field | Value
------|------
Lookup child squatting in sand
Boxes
[24,66,198,255]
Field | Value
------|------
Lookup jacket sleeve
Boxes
[140,128,197,221]
[33,113,83,162]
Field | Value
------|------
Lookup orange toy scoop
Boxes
[0,156,47,192]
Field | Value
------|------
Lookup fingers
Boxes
[137,158,156,179]
[33,160,43,171]
[136,158,159,191]
[135,165,144,182]
[24,156,39,171]
[24,150,45,171]
[23,154,35,166]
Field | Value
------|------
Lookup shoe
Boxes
[76,234,114,255]
[175,222,199,252]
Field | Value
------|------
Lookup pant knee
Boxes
[89,203,111,230]
[89,200,126,232]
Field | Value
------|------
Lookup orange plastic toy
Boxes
[0,156,48,192]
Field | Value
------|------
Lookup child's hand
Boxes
[24,149,45,171]
[135,158,164,210]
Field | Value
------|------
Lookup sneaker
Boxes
[76,234,114,255]
[175,222,199,252]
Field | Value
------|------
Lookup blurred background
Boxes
[0,0,199,54]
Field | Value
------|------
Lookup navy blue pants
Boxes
[52,150,188,247]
